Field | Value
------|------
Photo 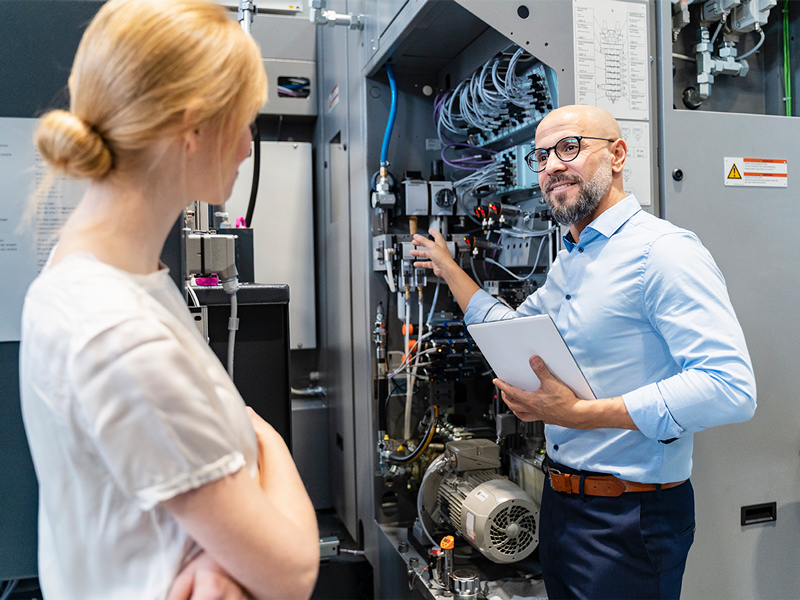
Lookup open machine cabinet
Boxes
[314,1,799,598]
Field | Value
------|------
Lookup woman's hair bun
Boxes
[34,110,113,180]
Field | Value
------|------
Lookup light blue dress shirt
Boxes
[464,195,756,483]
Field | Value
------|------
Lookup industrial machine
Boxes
[312,0,800,598]
[1,1,799,598]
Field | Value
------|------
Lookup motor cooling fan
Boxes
[418,439,539,563]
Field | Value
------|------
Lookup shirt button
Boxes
[578,247,584,253]
[565,294,571,300]
[553,444,559,451]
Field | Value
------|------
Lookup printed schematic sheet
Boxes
[573,0,650,122]
[0,118,86,341]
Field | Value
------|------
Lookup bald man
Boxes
[411,105,755,599]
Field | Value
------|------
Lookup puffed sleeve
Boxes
[68,315,249,511]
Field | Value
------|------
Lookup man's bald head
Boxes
[535,105,622,144]
[533,105,629,233]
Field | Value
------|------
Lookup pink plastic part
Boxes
[235,216,247,228]
[194,275,219,286]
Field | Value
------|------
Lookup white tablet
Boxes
[467,315,596,400]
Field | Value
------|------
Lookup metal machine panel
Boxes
[314,0,364,544]
[360,0,411,66]
[228,141,317,349]
[251,13,316,62]
[291,399,332,510]
[346,0,383,563]
[662,111,800,600]
[325,138,359,540]
[656,4,800,598]
[455,0,576,104]
[261,58,317,117]
[318,5,359,537]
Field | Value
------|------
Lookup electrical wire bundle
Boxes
[452,161,504,212]
[435,48,542,147]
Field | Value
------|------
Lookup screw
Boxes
[672,169,684,182]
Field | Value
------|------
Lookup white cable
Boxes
[672,53,697,63]
[0,580,18,600]
[186,282,200,307]
[470,254,483,287]
[384,247,396,293]
[738,29,765,61]
[388,348,437,380]
[710,21,723,46]
[427,280,441,326]
[403,292,413,440]
[386,336,435,379]
[484,257,538,281]
[402,293,425,442]
[504,225,557,238]
[485,229,551,281]
[417,455,448,547]
[418,295,424,356]
[227,292,238,379]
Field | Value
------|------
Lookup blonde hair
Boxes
[35,0,267,180]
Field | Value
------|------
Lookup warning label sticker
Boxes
[724,157,787,188]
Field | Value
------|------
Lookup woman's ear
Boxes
[183,128,200,153]
[181,100,206,154]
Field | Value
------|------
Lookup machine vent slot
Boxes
[488,504,537,556]
[438,485,463,526]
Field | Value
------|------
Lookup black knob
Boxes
[672,169,684,182]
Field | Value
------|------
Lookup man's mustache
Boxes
[544,174,582,194]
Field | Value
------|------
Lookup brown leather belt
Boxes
[547,468,687,497]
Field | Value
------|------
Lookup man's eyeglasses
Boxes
[524,136,616,173]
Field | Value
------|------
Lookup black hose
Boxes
[244,120,260,228]
[388,405,439,464]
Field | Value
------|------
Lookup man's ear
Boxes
[610,139,628,174]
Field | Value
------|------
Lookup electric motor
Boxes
[419,439,539,563]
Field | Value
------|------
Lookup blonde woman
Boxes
[19,1,318,598]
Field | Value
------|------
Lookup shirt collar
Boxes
[562,195,642,250]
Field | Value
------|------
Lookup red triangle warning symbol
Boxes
[728,164,742,180]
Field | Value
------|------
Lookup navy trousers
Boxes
[539,464,695,600]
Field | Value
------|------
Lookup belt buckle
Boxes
[547,467,562,490]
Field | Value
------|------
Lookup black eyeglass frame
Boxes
[525,135,617,173]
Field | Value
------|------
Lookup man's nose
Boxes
[543,149,566,174]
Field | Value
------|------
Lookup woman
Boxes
[19,1,318,598]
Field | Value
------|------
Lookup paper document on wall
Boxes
[0,118,86,342]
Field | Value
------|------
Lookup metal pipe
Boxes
[238,0,255,35]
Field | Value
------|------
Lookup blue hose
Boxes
[380,63,398,168]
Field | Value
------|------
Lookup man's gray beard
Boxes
[543,158,613,226]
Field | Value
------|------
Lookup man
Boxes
[410,105,756,599]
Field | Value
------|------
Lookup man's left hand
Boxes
[494,355,589,428]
